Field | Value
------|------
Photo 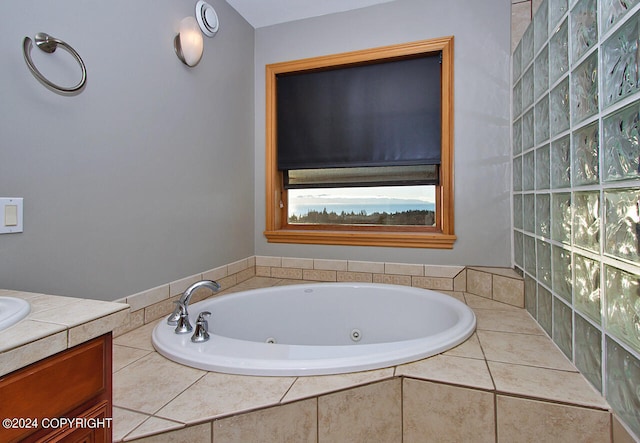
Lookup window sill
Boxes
[263,229,456,249]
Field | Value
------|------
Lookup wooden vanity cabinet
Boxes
[0,334,112,443]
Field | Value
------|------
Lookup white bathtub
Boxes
[152,283,476,376]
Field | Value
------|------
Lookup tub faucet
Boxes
[167,280,221,326]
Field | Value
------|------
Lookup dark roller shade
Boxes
[276,54,442,171]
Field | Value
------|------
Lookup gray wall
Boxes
[254,0,513,267]
[0,0,255,300]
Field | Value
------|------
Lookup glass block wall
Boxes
[512,0,640,436]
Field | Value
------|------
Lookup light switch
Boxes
[0,198,23,234]
[5,205,17,226]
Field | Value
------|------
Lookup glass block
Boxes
[534,46,549,100]
[513,117,522,156]
[552,192,572,243]
[550,0,568,29]
[603,99,640,182]
[523,150,536,191]
[535,95,550,145]
[571,51,599,123]
[550,78,570,136]
[537,193,551,237]
[573,252,601,323]
[553,296,573,358]
[537,238,552,286]
[525,234,537,277]
[524,193,536,233]
[515,230,524,268]
[606,265,640,352]
[602,13,640,109]
[523,66,535,110]
[601,0,640,35]
[604,188,640,263]
[514,193,523,229]
[574,191,600,252]
[550,19,569,84]
[513,156,523,192]
[525,273,537,316]
[536,144,550,189]
[551,135,571,188]
[523,108,535,150]
[552,244,573,302]
[572,121,600,186]
[513,79,522,119]
[522,21,535,68]
[534,0,549,53]
[538,284,553,334]
[575,313,602,391]
[606,336,640,436]
[514,40,523,83]
[571,0,598,64]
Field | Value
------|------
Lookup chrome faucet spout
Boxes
[180,280,221,307]
[167,279,220,326]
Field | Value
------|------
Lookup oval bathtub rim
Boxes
[151,282,477,377]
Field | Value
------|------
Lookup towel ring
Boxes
[23,33,87,94]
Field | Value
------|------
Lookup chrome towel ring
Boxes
[23,33,87,94]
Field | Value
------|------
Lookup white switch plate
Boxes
[0,198,23,234]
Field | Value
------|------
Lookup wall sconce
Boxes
[174,2,218,68]
[174,16,204,67]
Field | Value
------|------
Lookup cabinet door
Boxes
[35,401,110,443]
[0,335,111,443]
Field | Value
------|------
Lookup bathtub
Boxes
[152,283,476,376]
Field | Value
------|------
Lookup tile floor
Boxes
[112,277,612,442]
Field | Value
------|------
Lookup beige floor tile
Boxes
[474,308,545,335]
[113,344,153,373]
[489,361,610,409]
[124,416,186,441]
[124,422,211,443]
[154,372,295,424]
[113,321,157,351]
[444,332,485,359]
[213,399,317,443]
[465,293,522,311]
[396,354,494,390]
[112,407,150,442]
[282,368,394,403]
[403,378,495,443]
[113,352,206,414]
[613,414,639,443]
[478,330,576,370]
[318,379,401,443]
[497,395,611,442]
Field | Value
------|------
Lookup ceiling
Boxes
[225,0,396,28]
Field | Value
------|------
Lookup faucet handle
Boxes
[191,311,212,343]
[174,301,192,334]
[196,311,211,323]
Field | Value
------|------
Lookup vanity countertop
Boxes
[0,289,129,377]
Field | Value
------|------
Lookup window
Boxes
[264,37,455,248]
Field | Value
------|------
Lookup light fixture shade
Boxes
[175,16,204,67]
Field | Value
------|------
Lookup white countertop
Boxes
[0,289,129,377]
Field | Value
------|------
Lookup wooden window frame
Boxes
[264,37,455,249]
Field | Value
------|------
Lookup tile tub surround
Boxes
[112,276,618,442]
[115,256,525,340]
[0,289,129,377]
